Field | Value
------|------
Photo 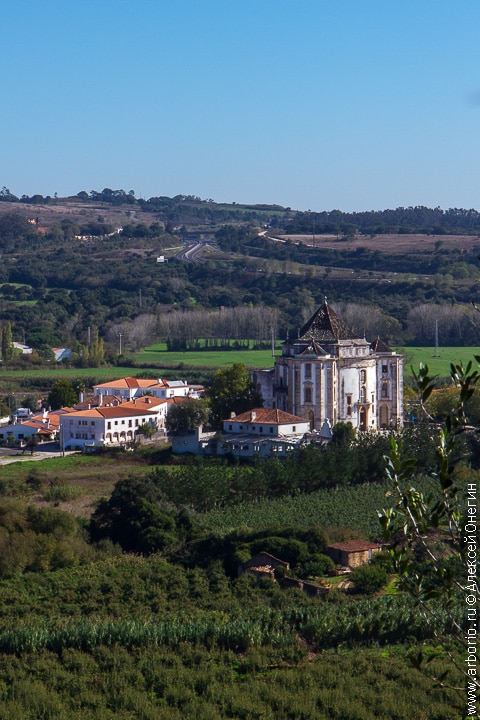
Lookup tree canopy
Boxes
[47,380,78,410]
[166,398,210,435]
[207,363,263,429]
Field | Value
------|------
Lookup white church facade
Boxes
[256,301,403,433]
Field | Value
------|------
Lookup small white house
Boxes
[52,347,72,362]
[0,419,56,444]
[223,408,311,438]
[13,342,33,355]
[171,408,310,459]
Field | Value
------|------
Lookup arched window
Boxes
[304,386,312,404]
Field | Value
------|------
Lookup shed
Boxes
[240,552,289,579]
[326,540,382,569]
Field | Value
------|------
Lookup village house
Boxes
[93,377,203,402]
[0,409,61,445]
[326,539,383,569]
[59,404,164,451]
[171,407,310,459]
[52,347,72,362]
[12,342,33,355]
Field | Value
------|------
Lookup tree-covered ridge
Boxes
[1,186,480,364]
[3,185,480,234]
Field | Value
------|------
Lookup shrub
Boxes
[350,563,388,594]
[300,553,336,578]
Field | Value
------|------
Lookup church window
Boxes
[360,386,366,403]
[360,369,366,383]
[346,394,352,416]
[382,364,388,375]
[305,363,312,379]
[304,387,312,403]
[381,383,388,398]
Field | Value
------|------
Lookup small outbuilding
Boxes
[239,552,290,579]
[326,539,382,569]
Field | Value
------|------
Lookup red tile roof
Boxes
[327,540,382,553]
[94,377,161,390]
[64,407,153,419]
[229,408,307,424]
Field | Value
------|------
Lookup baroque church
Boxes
[256,301,403,433]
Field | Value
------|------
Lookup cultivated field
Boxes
[286,232,480,254]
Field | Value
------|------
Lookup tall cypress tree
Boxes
[1,322,13,363]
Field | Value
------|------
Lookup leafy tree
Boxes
[350,563,388,594]
[300,553,336,578]
[208,363,263,429]
[331,421,356,446]
[47,379,77,410]
[378,361,480,691]
[136,422,157,440]
[166,398,210,435]
[0,212,36,252]
[90,476,185,554]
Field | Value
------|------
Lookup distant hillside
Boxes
[2,187,480,236]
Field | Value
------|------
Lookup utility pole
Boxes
[119,333,123,355]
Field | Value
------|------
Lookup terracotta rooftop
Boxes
[229,408,308,424]
[93,377,161,390]
[327,540,382,553]
[63,406,156,419]
[122,397,167,410]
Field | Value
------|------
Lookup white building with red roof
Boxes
[0,411,60,444]
[223,408,310,438]
[172,407,310,459]
[93,376,203,401]
[59,403,164,450]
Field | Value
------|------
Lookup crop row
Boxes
[0,595,460,655]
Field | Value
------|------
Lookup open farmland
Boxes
[287,231,480,254]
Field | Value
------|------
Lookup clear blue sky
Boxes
[2,1,480,212]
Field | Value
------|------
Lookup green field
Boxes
[397,346,480,377]
[138,344,480,376]
[1,347,479,388]
[137,343,278,368]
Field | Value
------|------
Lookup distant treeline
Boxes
[3,186,480,235]
[286,206,480,236]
